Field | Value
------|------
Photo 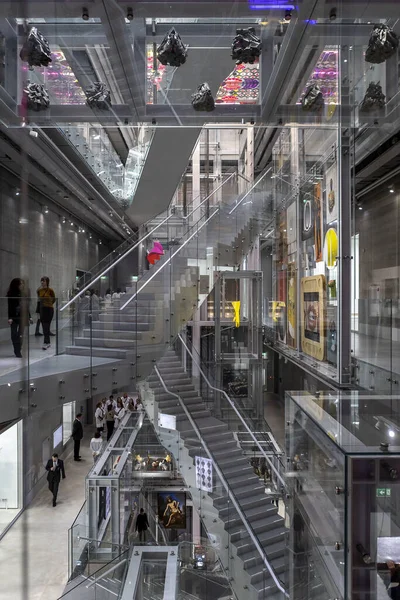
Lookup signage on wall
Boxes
[376,488,391,498]
[325,162,338,223]
[195,456,213,492]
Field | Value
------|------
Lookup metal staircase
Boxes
[140,349,287,600]
[63,171,272,366]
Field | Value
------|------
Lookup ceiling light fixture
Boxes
[15,189,20,196]
[97,170,105,176]
[126,7,134,20]
[92,134,100,140]
[62,216,66,223]
[43,205,49,214]
[82,7,89,21]
[389,188,395,193]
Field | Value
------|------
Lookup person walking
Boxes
[105,401,115,441]
[90,431,103,463]
[91,289,100,321]
[7,278,32,357]
[34,284,42,337]
[37,276,56,350]
[45,453,65,507]
[135,508,149,543]
[72,413,83,461]
[94,401,105,435]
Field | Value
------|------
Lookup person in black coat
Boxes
[45,453,65,507]
[72,413,83,461]
[7,278,32,357]
[135,508,149,543]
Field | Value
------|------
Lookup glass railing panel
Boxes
[135,558,167,599]
[59,549,130,599]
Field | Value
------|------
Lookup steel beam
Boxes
[98,1,146,120]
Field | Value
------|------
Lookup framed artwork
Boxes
[195,456,213,492]
[325,162,338,223]
[276,269,287,343]
[324,227,338,270]
[158,492,186,529]
[300,190,314,241]
[314,183,323,262]
[300,275,326,361]
[287,262,296,348]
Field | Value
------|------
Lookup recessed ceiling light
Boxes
[389,189,395,193]
[43,205,49,214]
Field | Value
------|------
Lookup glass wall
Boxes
[0,420,23,538]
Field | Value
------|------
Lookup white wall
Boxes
[0,422,21,508]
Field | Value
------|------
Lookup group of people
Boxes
[6,275,56,357]
[92,393,141,457]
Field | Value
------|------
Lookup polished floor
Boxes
[0,442,91,600]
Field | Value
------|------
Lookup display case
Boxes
[286,390,400,600]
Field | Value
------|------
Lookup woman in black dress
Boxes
[7,278,31,357]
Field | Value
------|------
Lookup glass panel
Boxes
[0,420,23,539]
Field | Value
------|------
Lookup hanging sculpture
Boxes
[231,27,262,64]
[365,24,399,64]
[301,84,324,112]
[20,27,52,68]
[191,82,215,112]
[359,82,386,112]
[85,82,111,110]
[23,82,50,111]
[157,28,187,67]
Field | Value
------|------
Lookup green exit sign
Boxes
[377,488,391,497]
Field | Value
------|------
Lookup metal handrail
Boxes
[76,535,127,548]
[120,208,218,310]
[228,167,271,215]
[154,366,288,598]
[178,334,285,488]
[183,172,236,220]
[61,213,173,311]
[86,558,129,588]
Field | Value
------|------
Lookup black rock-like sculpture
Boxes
[365,23,399,64]
[23,83,50,111]
[20,27,52,68]
[85,82,111,110]
[157,28,187,67]
[359,82,386,112]
[231,27,262,64]
[301,84,324,112]
[191,82,215,112]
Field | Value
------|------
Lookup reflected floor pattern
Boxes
[0,442,91,600]
[352,332,400,374]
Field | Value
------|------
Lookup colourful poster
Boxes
[300,275,326,361]
[325,162,338,223]
[287,262,296,348]
[314,183,323,262]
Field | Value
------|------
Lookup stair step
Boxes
[74,337,136,348]
[65,346,129,359]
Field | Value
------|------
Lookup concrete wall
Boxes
[0,167,109,326]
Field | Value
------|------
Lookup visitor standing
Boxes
[72,413,83,461]
[37,276,56,350]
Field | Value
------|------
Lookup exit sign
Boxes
[377,488,391,498]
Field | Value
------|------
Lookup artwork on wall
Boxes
[276,269,287,343]
[215,60,260,105]
[300,190,314,241]
[324,227,338,269]
[325,162,338,223]
[287,261,297,348]
[158,492,186,529]
[300,275,326,361]
[326,305,337,366]
[195,456,213,492]
[314,183,323,262]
